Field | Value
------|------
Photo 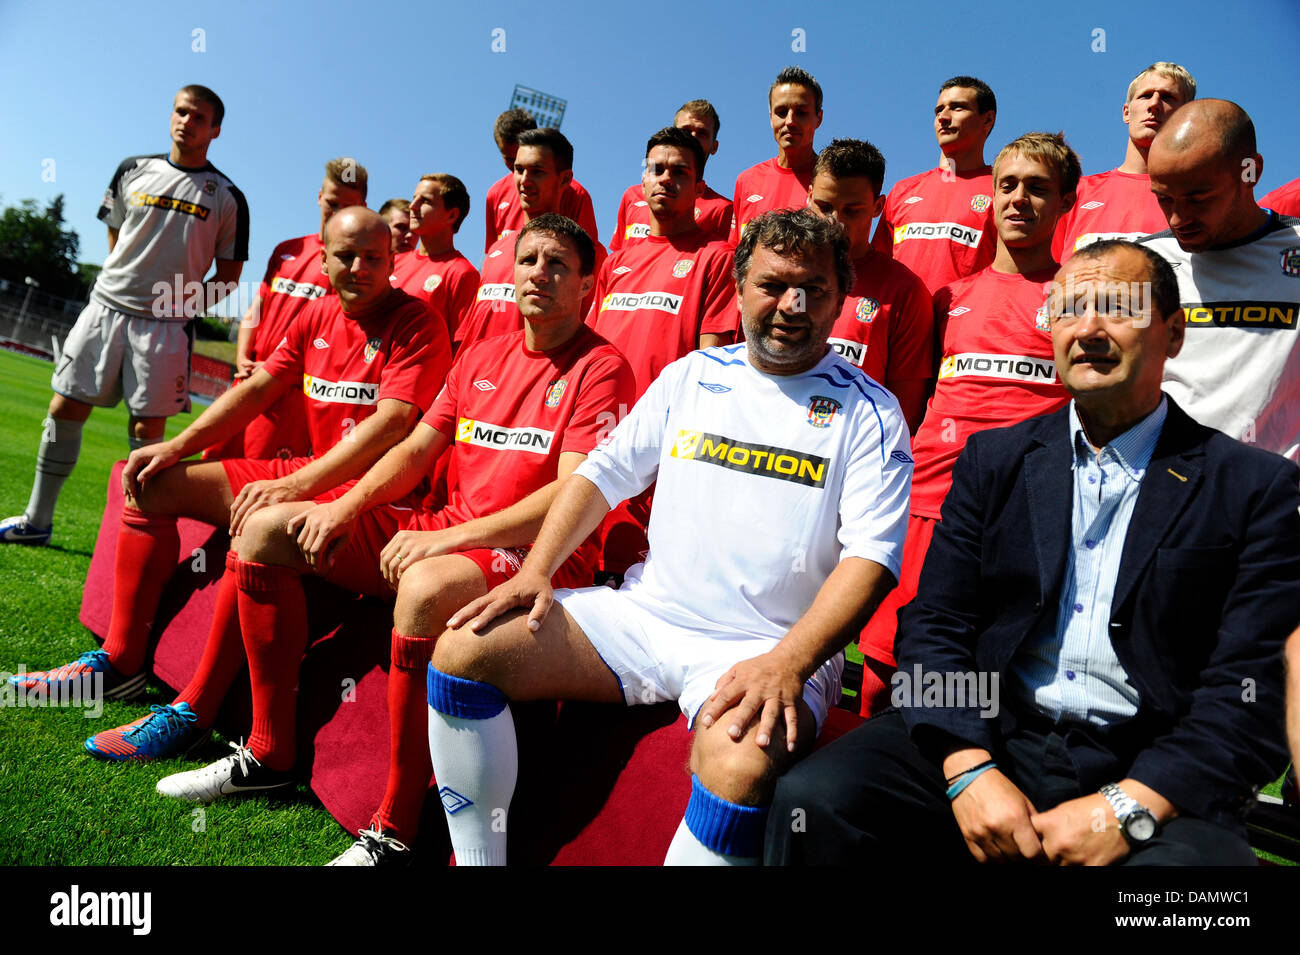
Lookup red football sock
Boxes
[371,630,437,845]
[173,552,244,727]
[101,509,180,676]
[237,558,307,772]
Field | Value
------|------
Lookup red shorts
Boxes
[858,513,937,686]
[595,486,653,576]
[321,502,596,599]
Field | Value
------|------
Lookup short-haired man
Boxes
[483,108,599,253]
[805,137,935,432]
[588,126,740,575]
[728,67,823,246]
[458,129,607,349]
[211,157,368,462]
[379,198,416,255]
[23,210,451,749]
[1261,177,1300,217]
[425,209,912,865]
[768,240,1300,866]
[2,85,249,545]
[150,217,635,863]
[855,132,1077,716]
[1053,62,1196,261]
[390,174,479,342]
[610,100,732,250]
[1142,99,1300,461]
[872,76,998,294]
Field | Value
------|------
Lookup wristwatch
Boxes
[1099,783,1159,843]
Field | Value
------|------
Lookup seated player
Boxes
[459,129,606,349]
[149,216,634,866]
[27,209,451,758]
[729,67,823,246]
[856,132,1078,716]
[805,137,935,432]
[213,158,368,461]
[483,108,599,252]
[872,76,999,293]
[425,210,912,866]
[378,198,416,255]
[588,126,739,575]
[1261,176,1300,217]
[390,174,479,342]
[1053,62,1195,260]
[610,100,732,250]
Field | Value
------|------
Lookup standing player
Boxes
[215,158,368,461]
[610,100,732,250]
[729,68,823,246]
[856,132,1077,716]
[1053,63,1196,261]
[379,198,417,255]
[588,126,739,575]
[872,76,998,294]
[805,138,935,432]
[458,129,607,349]
[483,109,599,252]
[423,210,911,866]
[1261,177,1300,218]
[390,174,479,343]
[149,217,633,867]
[1143,99,1300,461]
[2,85,249,545]
[15,210,450,737]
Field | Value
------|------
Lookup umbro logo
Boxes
[497,201,510,210]
[903,196,924,204]
[473,379,496,391]
[890,449,914,464]
[313,338,329,349]
[488,250,503,257]
[613,266,632,275]
[948,306,971,316]
[698,381,731,393]
[747,194,763,202]
[280,253,296,260]
[1081,200,1105,210]
[634,200,647,207]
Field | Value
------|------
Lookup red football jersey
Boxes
[871,166,997,294]
[251,233,331,362]
[728,158,815,246]
[422,325,635,529]
[483,173,599,253]
[909,267,1069,519]
[391,246,480,341]
[828,251,935,388]
[609,182,733,251]
[456,231,608,349]
[261,289,451,456]
[1261,177,1300,218]
[588,231,738,396]
[1051,169,1168,261]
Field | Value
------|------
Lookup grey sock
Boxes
[25,416,84,528]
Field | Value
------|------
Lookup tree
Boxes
[0,195,86,298]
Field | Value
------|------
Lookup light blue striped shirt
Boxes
[1010,397,1168,726]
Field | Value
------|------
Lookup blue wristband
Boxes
[946,762,997,800]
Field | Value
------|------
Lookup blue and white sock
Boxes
[426,665,517,866]
[663,774,768,866]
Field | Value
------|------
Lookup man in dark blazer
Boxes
[765,239,1300,865]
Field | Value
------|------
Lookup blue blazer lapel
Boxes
[1022,412,1074,603]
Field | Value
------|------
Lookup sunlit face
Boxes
[383,207,414,254]
[934,86,993,155]
[513,145,571,214]
[768,83,822,153]
[170,92,220,156]
[1123,73,1189,149]
[738,243,842,375]
[317,178,367,236]
[1148,135,1259,252]
[807,172,883,258]
[409,180,458,240]
[992,151,1073,250]
[642,145,700,223]
[674,109,719,158]
[323,214,394,311]
[513,229,592,322]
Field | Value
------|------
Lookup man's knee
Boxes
[48,393,92,421]
[690,714,804,806]
[431,614,527,686]
[128,416,166,442]
[394,557,484,635]
[234,503,301,565]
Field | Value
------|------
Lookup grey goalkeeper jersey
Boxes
[93,154,249,320]
[1143,213,1300,462]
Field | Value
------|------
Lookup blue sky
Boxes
[2,0,1297,314]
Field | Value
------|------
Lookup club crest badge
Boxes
[1034,305,1051,332]
[855,298,880,323]
[203,179,217,196]
[363,337,381,363]
[544,378,567,408]
[423,274,442,292]
[970,194,991,213]
[807,395,841,429]
[1281,247,1300,277]
[672,259,694,278]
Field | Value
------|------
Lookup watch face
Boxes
[1126,810,1157,842]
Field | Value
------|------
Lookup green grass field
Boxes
[0,348,350,865]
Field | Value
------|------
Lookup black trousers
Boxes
[763,710,1257,866]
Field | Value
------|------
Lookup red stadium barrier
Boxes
[190,352,233,402]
